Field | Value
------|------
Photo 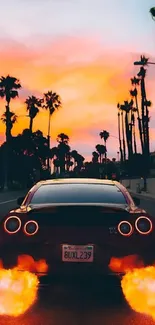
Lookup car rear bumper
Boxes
[0,242,155,276]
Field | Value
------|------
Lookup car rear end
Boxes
[0,203,154,287]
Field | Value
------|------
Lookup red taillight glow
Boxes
[118,221,133,237]
[24,220,39,236]
[135,216,153,235]
[4,216,21,234]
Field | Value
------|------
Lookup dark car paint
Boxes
[0,179,154,276]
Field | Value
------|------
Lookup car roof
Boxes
[36,178,115,186]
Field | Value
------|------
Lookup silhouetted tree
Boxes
[95,144,107,164]
[120,100,133,159]
[25,96,43,132]
[43,91,61,169]
[0,75,21,188]
[130,76,143,153]
[117,104,124,162]
[0,75,21,141]
[92,151,99,163]
[99,130,109,161]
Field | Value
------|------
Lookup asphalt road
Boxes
[0,190,155,324]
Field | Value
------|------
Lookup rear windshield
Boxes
[30,184,127,204]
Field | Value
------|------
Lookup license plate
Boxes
[62,245,94,262]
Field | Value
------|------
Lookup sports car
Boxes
[0,178,154,283]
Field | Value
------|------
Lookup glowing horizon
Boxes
[0,0,155,160]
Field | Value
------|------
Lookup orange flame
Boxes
[121,266,155,320]
[17,255,48,274]
[0,255,48,317]
[109,255,155,320]
[109,255,144,273]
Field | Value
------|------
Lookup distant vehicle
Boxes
[1,178,154,283]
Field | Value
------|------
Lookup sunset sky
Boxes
[0,0,155,160]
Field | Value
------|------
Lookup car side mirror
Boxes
[133,197,140,206]
[17,197,25,206]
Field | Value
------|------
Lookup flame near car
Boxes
[109,255,155,321]
[0,255,48,317]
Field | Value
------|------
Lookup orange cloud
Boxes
[0,36,154,158]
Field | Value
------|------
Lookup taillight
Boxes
[118,221,133,237]
[135,216,152,235]
[4,216,21,234]
[24,220,39,236]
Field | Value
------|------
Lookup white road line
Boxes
[0,199,16,205]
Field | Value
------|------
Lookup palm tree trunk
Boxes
[135,95,144,154]
[121,112,126,161]
[141,77,146,153]
[133,130,137,154]
[140,77,148,191]
[47,110,51,170]
[125,112,131,159]
[4,104,11,189]
[118,113,123,162]
[129,110,133,157]
[29,117,33,132]
[145,106,150,156]
[104,140,107,178]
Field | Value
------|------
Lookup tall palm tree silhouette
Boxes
[1,111,17,134]
[137,63,151,158]
[120,100,133,159]
[0,75,21,141]
[95,144,106,164]
[57,133,70,174]
[117,104,124,162]
[99,130,109,178]
[131,108,137,154]
[25,96,43,132]
[99,130,109,161]
[43,91,61,169]
[117,103,126,161]
[0,75,21,188]
[130,76,143,154]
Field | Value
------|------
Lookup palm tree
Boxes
[136,56,151,158]
[120,100,133,159]
[56,133,70,174]
[75,153,85,172]
[0,75,21,188]
[95,144,107,164]
[25,96,43,132]
[92,151,99,163]
[99,130,109,160]
[131,109,137,154]
[130,77,143,154]
[57,133,69,144]
[0,75,21,141]
[43,91,61,170]
[99,130,109,178]
[1,111,17,137]
[117,104,124,162]
[58,142,70,174]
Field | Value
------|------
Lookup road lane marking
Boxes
[0,199,16,205]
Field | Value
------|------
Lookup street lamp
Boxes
[150,7,155,20]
